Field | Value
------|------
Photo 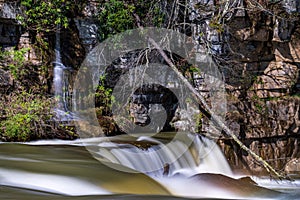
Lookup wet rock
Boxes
[61,20,86,68]
[18,32,42,65]
[190,173,281,198]
[112,140,158,150]
[0,68,13,94]
[74,18,99,52]
[0,1,20,19]
[98,116,119,136]
[128,85,179,132]
[285,158,300,173]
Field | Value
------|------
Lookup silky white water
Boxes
[0,168,111,196]
[93,134,232,177]
[1,136,299,199]
[53,28,73,120]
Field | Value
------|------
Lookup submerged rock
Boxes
[285,158,300,173]
[189,173,281,198]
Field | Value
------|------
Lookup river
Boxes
[0,134,299,199]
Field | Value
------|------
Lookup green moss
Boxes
[251,95,268,114]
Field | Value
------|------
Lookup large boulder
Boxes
[0,68,13,94]
[285,158,300,173]
[0,1,20,19]
[250,61,299,98]
[190,173,281,199]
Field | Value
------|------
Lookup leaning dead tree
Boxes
[132,9,288,179]
[148,36,287,180]
[106,0,295,179]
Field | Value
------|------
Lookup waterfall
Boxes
[0,140,291,199]
[90,134,232,177]
[53,27,73,120]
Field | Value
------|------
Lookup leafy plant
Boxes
[9,48,30,79]
[98,0,135,40]
[17,0,71,32]
[0,48,30,79]
[193,112,203,133]
[95,75,115,116]
[209,18,224,33]
[0,91,52,141]
[97,0,165,40]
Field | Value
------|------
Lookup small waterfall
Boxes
[0,140,293,199]
[53,28,73,120]
[92,134,232,177]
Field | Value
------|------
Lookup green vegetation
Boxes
[209,18,224,33]
[193,112,203,133]
[1,48,30,79]
[251,95,268,114]
[98,0,135,40]
[97,0,165,40]
[0,91,52,141]
[95,75,115,116]
[17,0,71,32]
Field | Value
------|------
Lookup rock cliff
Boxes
[0,0,299,173]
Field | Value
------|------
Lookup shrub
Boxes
[97,0,165,40]
[17,0,71,32]
[0,47,30,79]
[0,91,52,141]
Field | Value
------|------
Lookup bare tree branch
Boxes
[132,12,287,179]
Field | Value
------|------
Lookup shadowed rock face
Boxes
[220,96,300,173]
[189,173,281,199]
[190,0,300,174]
[0,0,299,174]
[0,68,13,94]
[103,51,182,133]
[129,85,178,131]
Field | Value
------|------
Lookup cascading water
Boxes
[92,134,232,177]
[1,135,296,199]
[53,28,73,120]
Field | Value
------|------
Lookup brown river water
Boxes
[1,134,299,200]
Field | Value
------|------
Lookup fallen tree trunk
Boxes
[149,36,287,179]
[131,13,287,179]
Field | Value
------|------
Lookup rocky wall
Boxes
[218,96,300,174]
[197,0,300,173]
[0,0,300,173]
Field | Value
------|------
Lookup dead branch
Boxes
[152,35,286,179]
[132,13,287,180]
